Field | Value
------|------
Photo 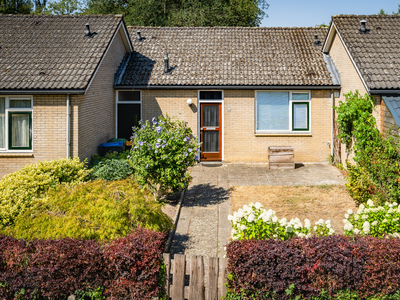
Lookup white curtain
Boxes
[202,106,219,127]
[293,104,308,129]
[11,114,29,148]
[0,98,4,148]
[257,92,289,131]
[203,131,219,152]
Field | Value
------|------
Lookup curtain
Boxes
[293,104,308,129]
[257,92,289,131]
[203,131,219,152]
[202,106,219,127]
[11,114,30,148]
[0,98,4,148]
[9,99,31,108]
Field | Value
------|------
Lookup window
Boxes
[256,91,310,133]
[117,90,141,140]
[0,97,33,151]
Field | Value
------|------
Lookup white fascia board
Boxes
[322,21,335,53]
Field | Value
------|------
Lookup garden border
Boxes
[165,190,185,253]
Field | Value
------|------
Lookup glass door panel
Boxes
[200,103,222,161]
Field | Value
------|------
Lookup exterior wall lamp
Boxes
[187,99,193,106]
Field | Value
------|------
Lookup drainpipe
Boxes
[66,94,70,158]
[331,90,334,157]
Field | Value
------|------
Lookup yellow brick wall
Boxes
[0,95,68,178]
[329,31,381,164]
[140,89,332,163]
[77,29,128,160]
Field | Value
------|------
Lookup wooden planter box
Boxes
[268,146,295,170]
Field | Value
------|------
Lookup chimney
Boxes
[314,34,321,46]
[360,20,367,33]
[136,31,142,41]
[164,53,169,74]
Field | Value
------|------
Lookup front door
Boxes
[200,103,222,161]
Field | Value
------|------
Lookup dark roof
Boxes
[115,27,337,87]
[0,14,124,91]
[331,15,400,90]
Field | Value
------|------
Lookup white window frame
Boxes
[254,90,311,134]
[197,90,224,161]
[115,90,142,138]
[0,96,33,152]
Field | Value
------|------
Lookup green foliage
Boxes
[343,200,400,238]
[0,0,31,13]
[229,203,334,241]
[46,0,82,14]
[90,150,130,167]
[5,179,173,241]
[84,0,268,27]
[129,115,199,199]
[0,158,90,228]
[378,4,400,15]
[334,91,400,205]
[90,159,133,181]
[75,286,105,300]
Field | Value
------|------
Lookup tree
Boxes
[0,0,32,14]
[84,0,269,27]
[46,0,82,14]
[378,4,400,15]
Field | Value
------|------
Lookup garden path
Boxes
[170,163,345,259]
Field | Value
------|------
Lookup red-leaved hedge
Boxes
[0,228,166,300]
[227,236,400,299]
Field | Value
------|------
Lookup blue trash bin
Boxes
[98,141,125,156]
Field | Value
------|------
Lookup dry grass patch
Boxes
[231,185,357,234]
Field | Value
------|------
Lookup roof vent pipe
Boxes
[136,31,142,41]
[85,23,91,36]
[360,20,367,33]
[314,34,321,46]
[164,53,169,74]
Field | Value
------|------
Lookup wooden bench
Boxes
[268,146,295,169]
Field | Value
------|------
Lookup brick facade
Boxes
[140,89,332,163]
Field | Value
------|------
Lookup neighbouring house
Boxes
[323,14,400,163]
[0,14,132,178]
[114,27,340,163]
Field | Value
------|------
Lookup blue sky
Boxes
[260,0,400,27]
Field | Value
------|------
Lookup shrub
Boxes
[129,115,199,199]
[0,228,166,300]
[91,159,134,181]
[103,228,167,299]
[0,158,90,228]
[6,179,173,241]
[90,150,131,168]
[334,91,400,205]
[229,203,334,241]
[226,236,400,299]
[343,199,400,237]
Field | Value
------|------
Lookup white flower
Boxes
[279,217,288,226]
[388,208,394,214]
[304,219,311,229]
[272,216,279,223]
[329,228,335,235]
[314,226,318,231]
[354,228,360,235]
[382,219,388,223]
[389,204,394,208]
[363,221,370,228]
[247,213,256,222]
[240,224,247,230]
[362,214,368,220]
[254,202,263,209]
[367,199,374,207]
[315,219,324,226]
[344,222,353,231]
[232,235,239,241]
[371,221,378,226]
[343,219,348,224]
[347,209,353,214]
[385,202,390,206]
[393,202,398,207]
[228,215,233,221]
[345,214,349,219]
[354,215,360,221]
[325,220,331,225]
[243,205,251,213]
[363,227,370,234]
[326,224,332,229]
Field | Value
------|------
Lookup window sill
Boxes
[255,133,312,137]
[0,152,34,157]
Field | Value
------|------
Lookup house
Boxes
[323,15,400,163]
[0,14,132,178]
[114,26,340,162]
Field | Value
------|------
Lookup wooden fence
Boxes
[162,253,228,300]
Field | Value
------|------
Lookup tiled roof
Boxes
[0,14,123,91]
[116,27,337,87]
[332,15,400,90]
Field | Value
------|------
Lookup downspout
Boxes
[66,94,70,159]
[331,90,334,157]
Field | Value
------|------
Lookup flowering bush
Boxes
[344,199,400,237]
[129,115,199,199]
[228,203,334,241]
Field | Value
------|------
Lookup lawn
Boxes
[230,185,357,234]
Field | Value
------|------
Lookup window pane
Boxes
[200,91,223,100]
[0,98,5,148]
[203,131,219,152]
[202,106,219,127]
[10,99,32,108]
[118,103,141,140]
[292,93,309,100]
[11,114,30,148]
[257,92,289,131]
[293,103,308,130]
[118,91,141,101]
